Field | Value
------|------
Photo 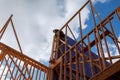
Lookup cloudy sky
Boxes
[0,0,119,65]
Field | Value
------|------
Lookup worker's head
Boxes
[53,29,59,33]
[53,29,65,40]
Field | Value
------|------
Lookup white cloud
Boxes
[102,35,120,63]
[92,0,108,4]
[96,0,108,3]
[0,0,108,62]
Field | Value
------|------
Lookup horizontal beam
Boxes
[83,30,111,52]
[0,42,49,72]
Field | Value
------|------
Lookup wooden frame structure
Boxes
[49,0,120,80]
[0,0,120,80]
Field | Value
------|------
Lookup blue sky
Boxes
[81,0,120,63]
[82,0,120,36]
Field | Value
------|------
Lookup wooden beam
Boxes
[83,30,111,52]
[0,42,48,72]
[91,60,120,80]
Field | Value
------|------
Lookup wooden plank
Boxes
[91,60,120,80]
[116,6,120,21]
